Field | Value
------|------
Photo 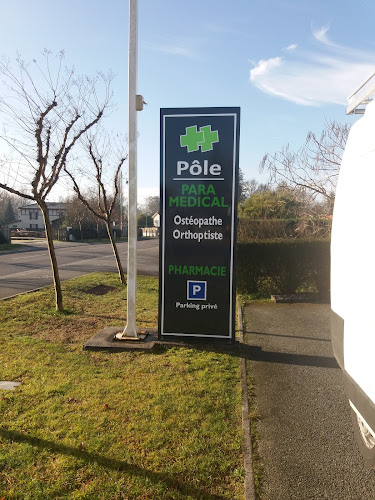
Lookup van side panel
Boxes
[331,309,375,432]
[331,100,375,424]
[345,373,375,436]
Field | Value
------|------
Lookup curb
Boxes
[238,301,256,500]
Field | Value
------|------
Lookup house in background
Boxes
[8,202,67,231]
[152,212,160,227]
[141,212,160,238]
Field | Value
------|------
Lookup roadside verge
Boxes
[238,301,256,500]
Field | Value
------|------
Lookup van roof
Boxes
[347,70,375,115]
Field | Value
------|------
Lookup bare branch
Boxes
[0,181,34,201]
[64,129,128,284]
[260,120,349,215]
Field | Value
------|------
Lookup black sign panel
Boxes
[159,107,240,340]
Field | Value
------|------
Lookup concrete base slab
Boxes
[83,327,158,352]
[83,327,240,354]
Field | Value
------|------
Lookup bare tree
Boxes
[64,195,99,240]
[260,120,350,214]
[0,50,113,310]
[65,131,127,284]
[144,195,160,217]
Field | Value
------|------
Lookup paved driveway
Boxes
[244,302,375,499]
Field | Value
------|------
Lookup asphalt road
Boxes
[0,239,159,299]
[244,302,375,499]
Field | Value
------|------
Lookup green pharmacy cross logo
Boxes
[180,125,219,153]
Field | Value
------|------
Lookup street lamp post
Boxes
[116,0,143,340]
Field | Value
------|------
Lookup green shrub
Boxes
[236,240,330,298]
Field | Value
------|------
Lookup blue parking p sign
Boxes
[187,281,207,300]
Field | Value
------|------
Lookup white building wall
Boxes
[9,203,66,230]
[152,213,160,227]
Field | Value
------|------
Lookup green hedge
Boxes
[236,239,330,298]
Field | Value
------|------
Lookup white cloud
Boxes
[312,25,333,46]
[286,43,298,51]
[249,26,375,107]
[250,57,282,79]
[145,41,196,59]
[205,22,229,33]
[160,46,195,58]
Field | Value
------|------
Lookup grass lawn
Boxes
[0,273,244,499]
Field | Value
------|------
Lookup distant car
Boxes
[11,229,45,238]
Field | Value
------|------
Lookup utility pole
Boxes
[116,0,144,340]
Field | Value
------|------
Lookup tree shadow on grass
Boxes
[0,427,227,499]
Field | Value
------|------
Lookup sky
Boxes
[1,0,375,204]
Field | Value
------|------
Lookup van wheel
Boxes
[351,407,375,467]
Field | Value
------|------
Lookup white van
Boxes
[331,73,375,466]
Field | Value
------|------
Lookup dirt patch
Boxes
[85,285,116,296]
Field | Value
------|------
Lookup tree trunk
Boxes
[106,222,126,284]
[40,201,64,311]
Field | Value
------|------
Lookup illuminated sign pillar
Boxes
[159,107,240,341]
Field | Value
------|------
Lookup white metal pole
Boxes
[121,0,138,338]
